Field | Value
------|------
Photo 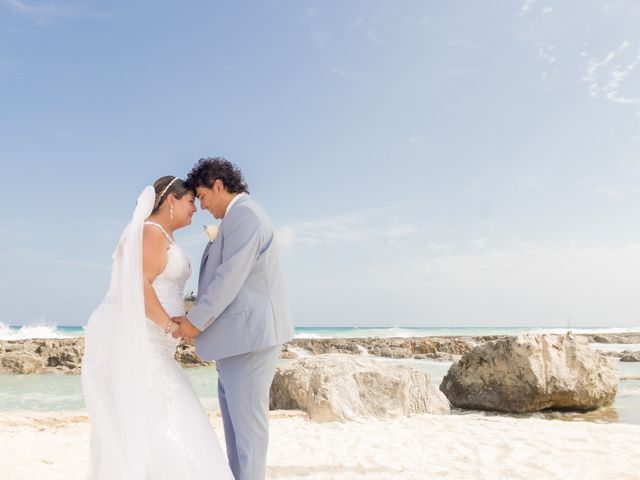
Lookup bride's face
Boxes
[172,192,197,228]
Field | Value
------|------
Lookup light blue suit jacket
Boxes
[188,195,294,361]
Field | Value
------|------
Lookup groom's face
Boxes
[196,184,226,219]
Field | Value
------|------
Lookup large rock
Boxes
[35,340,84,370]
[587,333,640,344]
[440,334,618,413]
[0,339,82,374]
[174,341,215,367]
[620,351,640,362]
[269,354,450,421]
[597,350,640,362]
[0,352,46,374]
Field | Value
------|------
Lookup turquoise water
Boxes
[1,358,638,426]
[2,324,639,341]
[0,366,221,412]
[1,323,639,425]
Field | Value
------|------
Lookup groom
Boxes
[172,157,294,480]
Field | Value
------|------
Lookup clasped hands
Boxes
[170,315,201,340]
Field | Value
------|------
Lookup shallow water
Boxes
[1,358,638,426]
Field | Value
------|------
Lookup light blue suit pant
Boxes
[216,345,280,480]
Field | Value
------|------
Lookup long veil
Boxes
[81,186,155,478]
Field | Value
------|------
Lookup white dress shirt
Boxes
[225,192,247,217]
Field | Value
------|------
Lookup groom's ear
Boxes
[213,179,225,193]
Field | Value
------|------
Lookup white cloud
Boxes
[518,0,535,16]
[382,244,640,325]
[542,7,553,14]
[594,186,625,198]
[420,17,433,27]
[330,67,354,79]
[390,135,425,154]
[407,16,432,28]
[448,40,479,50]
[471,238,488,249]
[304,8,331,48]
[276,210,436,249]
[537,43,557,65]
[584,41,640,105]
[0,0,107,21]
[517,176,540,191]
[365,29,381,44]
[286,239,640,326]
[594,185,640,198]
[276,226,296,248]
[352,17,381,44]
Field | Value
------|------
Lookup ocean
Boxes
[3,323,640,341]
[1,323,639,425]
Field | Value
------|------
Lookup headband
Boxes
[159,177,180,200]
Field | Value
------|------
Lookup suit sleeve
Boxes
[188,207,263,331]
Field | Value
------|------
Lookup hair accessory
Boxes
[159,177,180,200]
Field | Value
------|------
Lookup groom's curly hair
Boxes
[185,157,249,194]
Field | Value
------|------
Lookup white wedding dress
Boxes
[81,187,233,479]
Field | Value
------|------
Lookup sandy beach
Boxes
[2,329,639,478]
[2,410,639,480]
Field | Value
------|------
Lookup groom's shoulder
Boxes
[237,195,265,213]
[227,196,263,222]
[230,196,272,227]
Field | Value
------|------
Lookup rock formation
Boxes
[440,334,618,413]
[269,354,450,421]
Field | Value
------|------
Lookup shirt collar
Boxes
[225,192,247,217]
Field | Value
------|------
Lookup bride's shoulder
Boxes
[143,222,164,236]
[143,224,171,249]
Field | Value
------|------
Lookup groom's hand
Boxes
[171,315,201,339]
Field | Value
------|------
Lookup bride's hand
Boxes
[171,315,201,340]
[168,321,181,336]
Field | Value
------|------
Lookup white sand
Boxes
[1,410,639,480]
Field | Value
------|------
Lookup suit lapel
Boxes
[200,241,212,273]
[198,241,213,293]
[197,196,250,292]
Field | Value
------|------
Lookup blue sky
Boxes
[1,0,640,327]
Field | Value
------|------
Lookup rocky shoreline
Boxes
[1,332,639,375]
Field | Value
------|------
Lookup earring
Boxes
[170,204,174,221]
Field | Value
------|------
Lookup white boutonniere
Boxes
[204,224,219,242]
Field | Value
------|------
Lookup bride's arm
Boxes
[142,226,179,334]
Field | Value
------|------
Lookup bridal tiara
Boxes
[159,176,180,200]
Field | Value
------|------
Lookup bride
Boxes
[81,176,233,479]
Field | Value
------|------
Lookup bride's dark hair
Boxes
[151,176,190,214]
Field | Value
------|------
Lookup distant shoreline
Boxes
[2,323,640,342]
[2,332,639,375]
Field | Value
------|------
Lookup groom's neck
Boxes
[220,192,240,218]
